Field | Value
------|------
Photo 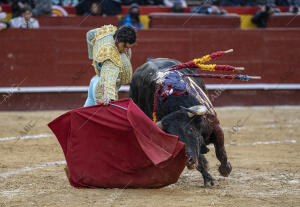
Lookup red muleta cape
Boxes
[48,98,187,188]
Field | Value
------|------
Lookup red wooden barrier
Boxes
[149,13,240,28]
[37,16,119,28]
[268,14,300,28]
[0,28,300,88]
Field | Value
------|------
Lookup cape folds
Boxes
[48,98,187,188]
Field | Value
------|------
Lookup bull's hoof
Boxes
[204,177,215,187]
[186,157,197,169]
[218,162,232,177]
[200,171,215,187]
[186,165,195,170]
[204,179,215,188]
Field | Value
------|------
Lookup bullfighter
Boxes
[84,25,137,106]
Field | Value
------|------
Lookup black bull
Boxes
[129,58,232,186]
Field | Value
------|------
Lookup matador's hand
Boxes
[97,97,111,105]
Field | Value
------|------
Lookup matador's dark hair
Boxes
[22,5,33,13]
[113,26,137,45]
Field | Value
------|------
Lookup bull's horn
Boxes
[181,105,208,117]
[156,121,163,129]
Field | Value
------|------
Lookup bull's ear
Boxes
[156,121,163,129]
[181,105,207,117]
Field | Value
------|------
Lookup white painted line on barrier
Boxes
[0,134,54,141]
[0,86,89,93]
[0,84,300,93]
[0,161,66,179]
[0,85,129,93]
[206,84,300,90]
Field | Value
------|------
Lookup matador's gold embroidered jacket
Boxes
[86,25,133,101]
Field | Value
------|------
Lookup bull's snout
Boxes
[186,157,197,170]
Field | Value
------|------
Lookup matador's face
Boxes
[115,41,135,54]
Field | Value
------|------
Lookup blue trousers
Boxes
[84,75,99,107]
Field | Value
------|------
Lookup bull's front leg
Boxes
[212,124,232,177]
[196,154,214,187]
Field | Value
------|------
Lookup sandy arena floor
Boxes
[0,106,299,207]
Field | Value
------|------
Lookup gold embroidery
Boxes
[91,25,122,68]
[94,44,122,67]
[119,53,132,84]
[95,81,104,101]
[95,25,117,40]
